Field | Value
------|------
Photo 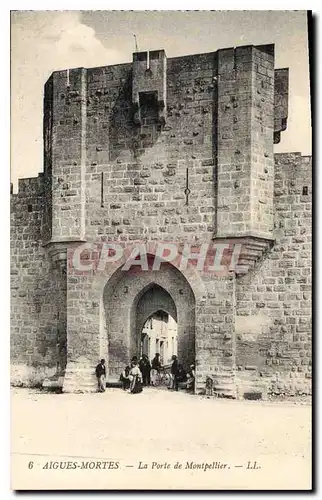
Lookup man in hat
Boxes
[139,354,151,386]
[95,359,106,392]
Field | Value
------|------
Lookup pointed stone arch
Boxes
[134,283,177,335]
[101,258,196,380]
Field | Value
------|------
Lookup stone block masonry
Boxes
[10,44,311,398]
[11,176,67,386]
[235,153,312,396]
[216,45,275,240]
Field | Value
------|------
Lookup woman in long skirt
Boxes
[129,359,143,394]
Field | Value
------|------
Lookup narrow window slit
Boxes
[302,186,308,195]
[28,204,33,212]
[184,168,191,205]
[101,172,104,207]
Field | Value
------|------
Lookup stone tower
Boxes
[11,44,312,398]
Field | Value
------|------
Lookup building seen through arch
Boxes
[141,311,177,365]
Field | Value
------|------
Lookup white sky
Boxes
[10,10,312,188]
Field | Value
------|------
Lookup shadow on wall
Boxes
[109,73,162,162]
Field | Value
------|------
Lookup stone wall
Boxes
[11,45,311,397]
[10,176,67,386]
[274,68,289,144]
[44,45,288,247]
[195,273,236,396]
[235,153,312,396]
[216,45,275,239]
[83,52,217,244]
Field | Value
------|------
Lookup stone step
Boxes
[214,375,235,382]
[106,381,122,388]
[62,365,98,393]
[213,387,237,398]
[42,376,64,391]
[236,380,268,400]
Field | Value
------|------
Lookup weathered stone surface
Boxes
[10,45,310,397]
[274,68,289,144]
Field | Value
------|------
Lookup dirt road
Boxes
[11,387,312,490]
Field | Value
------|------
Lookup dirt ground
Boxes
[11,387,312,491]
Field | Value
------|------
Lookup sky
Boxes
[10,10,312,189]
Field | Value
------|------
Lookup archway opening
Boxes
[140,310,177,366]
[102,258,196,382]
[135,283,178,364]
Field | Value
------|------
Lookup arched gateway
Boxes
[102,258,196,381]
[62,250,217,394]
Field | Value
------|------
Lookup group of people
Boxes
[120,356,144,394]
[120,354,196,394]
[95,355,196,394]
[95,357,144,394]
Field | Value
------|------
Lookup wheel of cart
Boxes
[158,365,172,387]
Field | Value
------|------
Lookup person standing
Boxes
[150,353,161,386]
[129,359,143,394]
[170,355,179,391]
[95,359,106,393]
[139,354,151,386]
